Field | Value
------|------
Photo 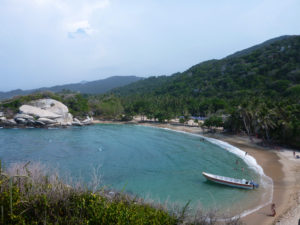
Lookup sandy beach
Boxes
[93,120,300,225]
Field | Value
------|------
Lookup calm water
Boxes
[0,124,269,216]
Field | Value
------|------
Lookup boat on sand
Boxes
[202,172,259,190]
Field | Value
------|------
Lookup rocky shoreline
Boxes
[0,98,93,128]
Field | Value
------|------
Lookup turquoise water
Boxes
[0,124,268,216]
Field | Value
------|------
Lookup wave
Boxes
[140,125,273,218]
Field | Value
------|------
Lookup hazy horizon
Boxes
[1,0,300,92]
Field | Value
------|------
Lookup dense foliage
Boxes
[111,35,300,148]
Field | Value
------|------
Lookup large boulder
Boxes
[19,99,73,126]
[19,105,61,119]
[14,113,34,120]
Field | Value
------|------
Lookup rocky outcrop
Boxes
[81,116,93,125]
[19,105,61,119]
[0,98,93,128]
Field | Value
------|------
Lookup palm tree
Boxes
[237,102,254,139]
[254,103,277,143]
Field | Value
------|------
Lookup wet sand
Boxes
[93,121,300,225]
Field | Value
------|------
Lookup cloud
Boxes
[30,0,110,37]
[67,20,95,39]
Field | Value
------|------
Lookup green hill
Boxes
[114,35,300,99]
[112,35,300,147]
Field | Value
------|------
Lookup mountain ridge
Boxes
[0,76,142,100]
[112,35,300,98]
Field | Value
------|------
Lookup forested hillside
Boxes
[112,35,300,147]
[114,35,299,100]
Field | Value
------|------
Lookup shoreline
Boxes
[93,120,300,225]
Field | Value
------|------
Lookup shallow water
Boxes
[0,124,271,216]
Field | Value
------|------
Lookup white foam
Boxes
[141,125,274,218]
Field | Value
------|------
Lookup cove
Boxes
[0,124,271,216]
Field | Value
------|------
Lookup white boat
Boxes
[202,172,259,189]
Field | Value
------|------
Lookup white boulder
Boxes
[14,113,34,120]
[20,105,61,119]
[37,118,57,124]
[82,116,93,125]
[19,99,73,126]
[74,118,80,123]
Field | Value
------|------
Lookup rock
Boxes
[30,99,68,115]
[0,116,6,122]
[19,99,73,126]
[34,120,45,126]
[72,121,83,126]
[6,119,17,125]
[14,113,34,120]
[37,118,57,124]
[27,119,37,126]
[15,118,27,124]
[29,99,73,123]
[74,118,80,123]
[82,116,93,125]
[20,105,61,119]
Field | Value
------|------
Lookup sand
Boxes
[93,120,300,225]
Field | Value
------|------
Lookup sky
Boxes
[0,0,300,91]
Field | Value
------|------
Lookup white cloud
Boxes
[30,0,110,37]
[67,20,95,38]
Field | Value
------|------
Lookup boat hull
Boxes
[202,172,255,190]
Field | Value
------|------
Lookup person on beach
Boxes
[294,151,296,158]
[268,203,276,217]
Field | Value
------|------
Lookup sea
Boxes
[0,124,272,217]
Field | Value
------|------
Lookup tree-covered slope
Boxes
[114,35,300,100]
[112,35,300,148]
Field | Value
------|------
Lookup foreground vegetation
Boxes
[0,161,242,225]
